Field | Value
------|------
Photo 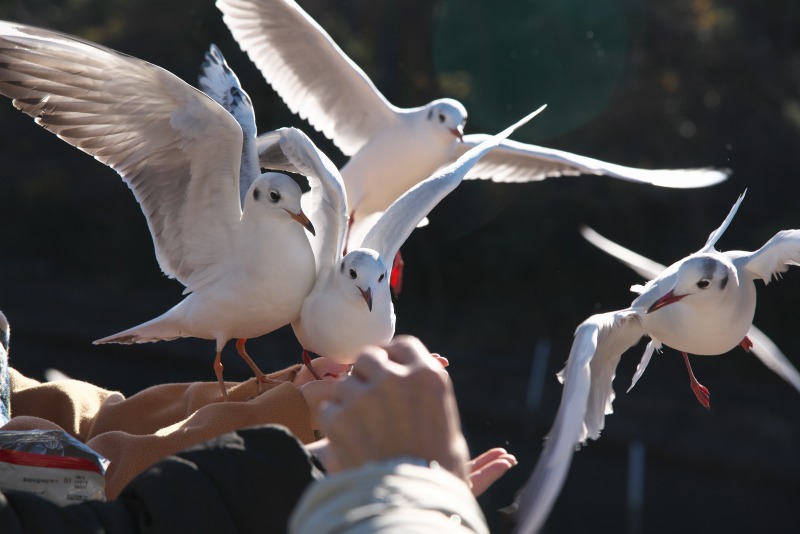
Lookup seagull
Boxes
[216,0,730,257]
[515,191,800,534]
[0,309,10,425]
[0,21,318,401]
[259,108,545,369]
[580,224,800,397]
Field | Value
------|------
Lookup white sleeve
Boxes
[289,459,489,534]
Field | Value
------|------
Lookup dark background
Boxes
[1,1,799,532]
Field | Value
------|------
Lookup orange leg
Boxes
[214,350,229,402]
[236,338,268,393]
[302,350,323,380]
[681,352,710,409]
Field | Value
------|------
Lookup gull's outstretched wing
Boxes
[361,106,545,261]
[198,43,259,208]
[700,190,746,252]
[0,21,244,292]
[259,127,348,273]
[453,135,730,188]
[741,229,800,284]
[580,226,666,281]
[515,310,644,534]
[747,325,800,394]
[217,0,398,156]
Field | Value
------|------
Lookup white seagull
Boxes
[515,191,800,534]
[259,108,545,369]
[580,224,800,397]
[216,0,729,255]
[0,21,318,400]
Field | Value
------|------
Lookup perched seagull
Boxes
[259,108,545,370]
[0,310,10,425]
[0,21,318,400]
[216,0,729,256]
[514,191,800,534]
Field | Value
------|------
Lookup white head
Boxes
[423,98,467,141]
[337,248,389,312]
[646,254,738,314]
[243,172,315,234]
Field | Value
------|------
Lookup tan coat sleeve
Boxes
[5,366,316,499]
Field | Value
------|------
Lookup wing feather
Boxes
[0,21,244,291]
[455,135,729,188]
[216,0,398,155]
[515,310,644,534]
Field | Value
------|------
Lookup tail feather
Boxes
[94,317,185,345]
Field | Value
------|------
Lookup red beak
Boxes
[359,286,373,312]
[647,289,686,314]
[450,126,464,142]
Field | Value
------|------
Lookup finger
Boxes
[294,356,347,386]
[468,448,513,470]
[468,457,517,497]
[349,346,390,381]
[385,336,431,367]
[330,372,371,403]
[431,354,449,368]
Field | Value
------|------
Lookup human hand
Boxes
[318,336,471,482]
[293,357,350,430]
[467,447,517,496]
[308,439,517,497]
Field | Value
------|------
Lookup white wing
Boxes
[216,0,398,156]
[0,21,244,292]
[741,229,800,284]
[258,127,348,274]
[360,106,545,261]
[747,325,800,394]
[198,43,260,208]
[515,310,644,534]
[454,135,730,188]
[580,226,665,280]
[700,190,746,252]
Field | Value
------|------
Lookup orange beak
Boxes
[286,209,315,236]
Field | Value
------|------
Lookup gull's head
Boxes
[338,249,388,312]
[425,98,467,141]
[246,172,315,235]
[647,255,737,314]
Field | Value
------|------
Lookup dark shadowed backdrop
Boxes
[0,1,798,532]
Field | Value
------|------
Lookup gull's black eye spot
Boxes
[349,268,357,279]
[427,109,433,120]
[438,113,445,123]
[697,279,711,289]
[253,188,261,201]
[269,190,281,203]
[378,273,385,283]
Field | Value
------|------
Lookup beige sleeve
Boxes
[6,365,317,499]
